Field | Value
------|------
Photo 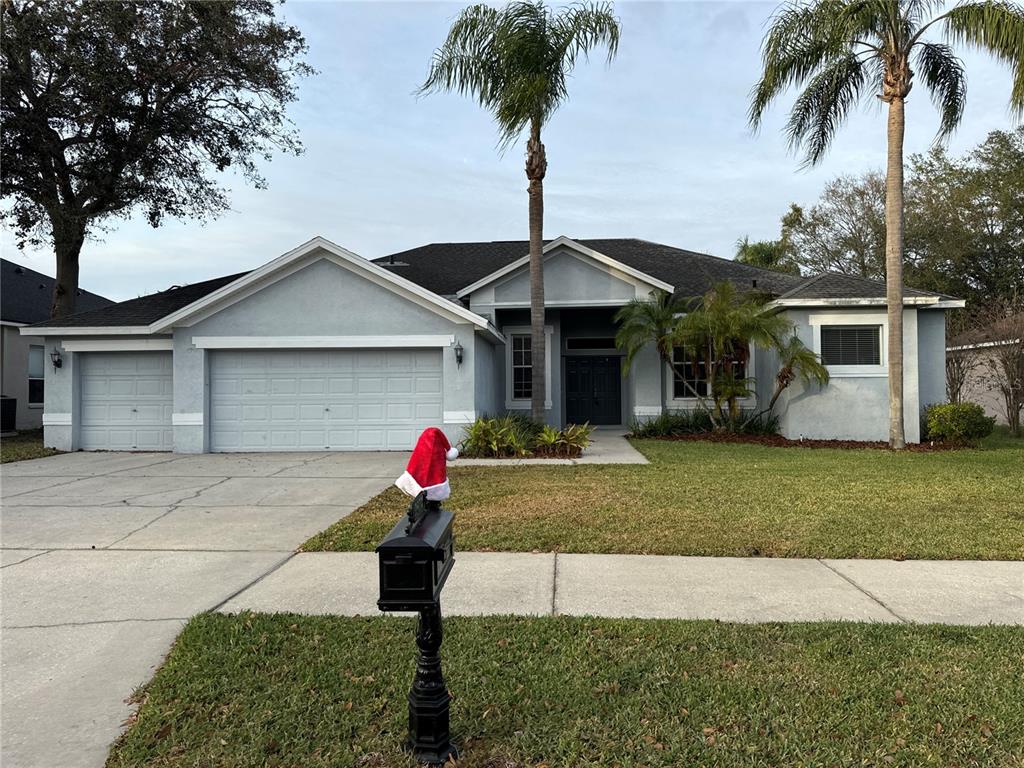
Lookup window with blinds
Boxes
[820,325,881,366]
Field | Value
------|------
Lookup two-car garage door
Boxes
[208,349,443,451]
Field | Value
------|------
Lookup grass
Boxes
[303,429,1024,560]
[0,429,60,463]
[107,613,1024,768]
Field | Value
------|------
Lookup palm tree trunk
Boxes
[526,118,547,423]
[884,97,907,449]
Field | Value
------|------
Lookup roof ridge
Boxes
[776,272,829,300]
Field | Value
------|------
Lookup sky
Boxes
[1,0,1019,302]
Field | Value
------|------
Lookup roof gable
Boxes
[456,236,674,299]
[152,237,490,332]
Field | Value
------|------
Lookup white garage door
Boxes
[79,352,173,451]
[209,349,443,452]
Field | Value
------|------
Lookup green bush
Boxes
[460,416,593,458]
[924,402,995,446]
[629,408,779,438]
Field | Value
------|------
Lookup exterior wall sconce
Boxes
[50,349,63,370]
[452,342,464,367]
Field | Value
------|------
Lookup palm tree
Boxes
[676,282,793,425]
[741,334,831,429]
[749,0,1024,448]
[420,1,620,422]
[616,282,808,429]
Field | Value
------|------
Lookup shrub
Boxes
[629,408,778,438]
[460,416,592,458]
[924,402,995,446]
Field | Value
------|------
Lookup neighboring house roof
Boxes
[27,272,248,329]
[375,237,805,300]
[947,315,1023,351]
[1,258,114,324]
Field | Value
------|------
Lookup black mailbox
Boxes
[377,493,455,612]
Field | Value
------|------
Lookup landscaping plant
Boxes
[924,402,996,446]
[616,282,828,433]
[459,416,592,458]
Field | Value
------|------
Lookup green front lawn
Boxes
[304,432,1024,560]
[108,613,1024,768]
[0,429,61,463]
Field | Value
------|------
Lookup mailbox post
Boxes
[377,492,456,765]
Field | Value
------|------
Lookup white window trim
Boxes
[665,345,757,407]
[27,344,45,407]
[809,312,887,378]
[504,325,553,409]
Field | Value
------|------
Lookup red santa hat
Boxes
[395,427,459,501]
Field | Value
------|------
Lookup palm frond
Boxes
[552,2,620,68]
[421,0,620,149]
[915,42,967,139]
[943,1,1024,117]
[785,53,870,166]
[748,0,887,131]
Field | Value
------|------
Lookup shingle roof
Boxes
[774,272,948,301]
[374,238,805,300]
[23,238,959,331]
[2,258,114,324]
[29,272,248,328]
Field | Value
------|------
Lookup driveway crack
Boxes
[102,477,232,547]
[817,559,909,623]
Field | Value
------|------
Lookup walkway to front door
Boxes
[565,356,621,425]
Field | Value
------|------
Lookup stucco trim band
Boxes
[192,335,456,349]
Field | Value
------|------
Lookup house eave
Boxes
[768,296,962,309]
[19,325,154,336]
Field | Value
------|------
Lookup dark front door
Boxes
[565,356,622,425]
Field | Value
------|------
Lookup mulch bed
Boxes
[639,432,962,451]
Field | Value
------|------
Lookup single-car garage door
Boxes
[79,352,173,451]
[209,349,443,451]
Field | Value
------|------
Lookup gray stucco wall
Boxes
[496,308,563,425]
[472,334,502,419]
[492,248,637,305]
[1,326,44,430]
[772,307,922,442]
[917,310,947,411]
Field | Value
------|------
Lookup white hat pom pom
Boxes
[446,446,459,461]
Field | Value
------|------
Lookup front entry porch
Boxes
[565,355,622,425]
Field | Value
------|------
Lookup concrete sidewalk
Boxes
[220,551,1024,626]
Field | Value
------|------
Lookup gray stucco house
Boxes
[22,236,962,452]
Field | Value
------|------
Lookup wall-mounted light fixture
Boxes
[50,349,63,370]
[453,341,464,367]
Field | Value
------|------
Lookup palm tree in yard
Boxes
[749,0,1024,449]
[421,1,620,422]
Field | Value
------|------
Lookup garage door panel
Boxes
[79,352,173,451]
[210,348,442,452]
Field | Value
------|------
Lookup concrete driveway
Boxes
[0,450,406,768]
